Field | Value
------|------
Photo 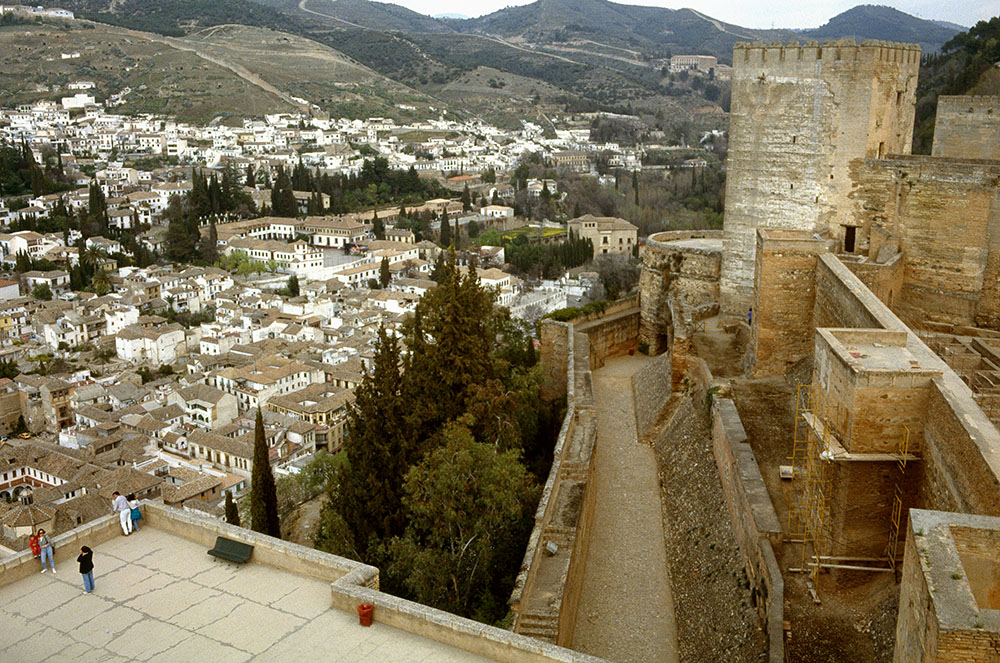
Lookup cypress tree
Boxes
[245,164,255,188]
[225,491,241,527]
[250,409,281,538]
[379,255,390,288]
[461,183,472,212]
[632,170,639,205]
[439,212,452,248]
[372,209,384,240]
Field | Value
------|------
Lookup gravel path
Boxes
[571,355,680,663]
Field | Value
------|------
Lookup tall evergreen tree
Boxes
[200,220,219,264]
[372,210,385,240]
[379,256,390,288]
[461,184,472,212]
[249,409,281,538]
[328,327,412,558]
[439,212,452,248]
[225,491,241,527]
[245,164,256,188]
[287,274,300,297]
[632,170,639,205]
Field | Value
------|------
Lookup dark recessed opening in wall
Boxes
[878,141,886,158]
[843,226,856,253]
[896,91,903,106]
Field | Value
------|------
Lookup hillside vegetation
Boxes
[913,17,1000,153]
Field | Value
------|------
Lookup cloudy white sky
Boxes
[390,1,998,29]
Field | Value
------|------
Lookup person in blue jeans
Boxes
[78,546,94,594]
[37,529,55,574]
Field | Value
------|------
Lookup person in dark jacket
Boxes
[78,546,94,594]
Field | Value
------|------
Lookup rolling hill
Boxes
[800,5,962,53]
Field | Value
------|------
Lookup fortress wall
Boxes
[932,95,1000,161]
[514,325,602,646]
[710,397,784,663]
[840,252,904,308]
[750,230,831,376]
[812,255,1000,518]
[850,156,1000,327]
[640,231,722,356]
[631,349,672,440]
[721,40,919,314]
[573,304,640,370]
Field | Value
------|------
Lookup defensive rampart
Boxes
[931,95,1000,161]
[512,322,600,646]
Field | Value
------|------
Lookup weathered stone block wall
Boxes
[813,255,890,330]
[710,397,784,662]
[849,156,1000,328]
[575,309,640,370]
[631,350,672,440]
[540,320,570,402]
[917,383,1000,518]
[640,231,722,354]
[841,252,904,309]
[893,521,936,663]
[750,230,830,377]
[721,39,920,314]
[932,95,1000,161]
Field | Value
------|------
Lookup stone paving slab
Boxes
[0,527,495,663]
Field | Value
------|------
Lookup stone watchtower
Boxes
[720,39,921,315]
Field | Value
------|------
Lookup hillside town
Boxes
[0,92,646,554]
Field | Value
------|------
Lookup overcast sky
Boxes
[390,1,998,29]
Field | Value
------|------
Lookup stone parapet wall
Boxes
[710,396,784,663]
[513,326,601,648]
[574,308,639,370]
[932,95,1000,161]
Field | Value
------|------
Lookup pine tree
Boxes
[379,256,390,288]
[250,409,281,538]
[225,491,241,527]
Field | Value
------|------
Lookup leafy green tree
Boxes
[389,423,538,616]
[379,256,390,288]
[225,491,241,527]
[31,283,52,301]
[250,409,281,538]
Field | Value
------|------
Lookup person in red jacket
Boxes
[29,532,41,569]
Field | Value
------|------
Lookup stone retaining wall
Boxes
[711,398,785,663]
[631,349,672,440]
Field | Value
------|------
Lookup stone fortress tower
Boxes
[721,39,921,315]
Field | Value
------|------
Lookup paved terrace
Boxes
[1,504,608,663]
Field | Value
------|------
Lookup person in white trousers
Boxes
[112,491,132,536]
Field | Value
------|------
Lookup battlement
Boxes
[936,95,1000,113]
[734,39,920,67]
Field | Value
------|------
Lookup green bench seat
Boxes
[207,536,254,564]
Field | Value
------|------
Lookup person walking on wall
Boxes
[127,493,141,532]
[37,528,55,573]
[78,546,94,594]
[112,491,132,536]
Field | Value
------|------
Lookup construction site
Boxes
[516,39,1000,663]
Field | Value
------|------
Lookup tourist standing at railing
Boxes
[112,491,132,536]
[37,529,55,574]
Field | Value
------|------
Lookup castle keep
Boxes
[721,40,920,314]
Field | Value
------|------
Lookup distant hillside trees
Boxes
[285,157,445,214]
[504,231,593,278]
[0,139,72,197]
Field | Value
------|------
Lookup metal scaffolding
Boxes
[885,424,910,571]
